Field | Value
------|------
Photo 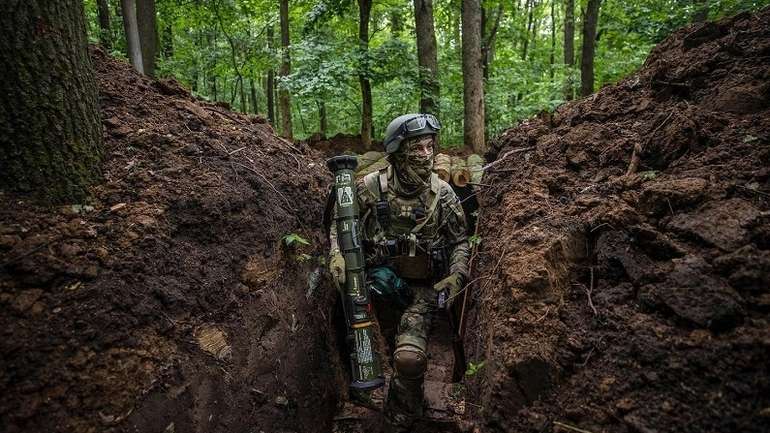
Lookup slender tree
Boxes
[357,0,373,148]
[414,0,439,115]
[563,0,575,100]
[550,0,556,79]
[580,0,601,97]
[250,78,259,114]
[266,25,275,125]
[482,2,503,80]
[462,0,486,154]
[136,0,158,77]
[97,0,112,50]
[693,0,708,22]
[279,0,293,138]
[317,100,328,137]
[121,0,144,73]
[0,0,103,203]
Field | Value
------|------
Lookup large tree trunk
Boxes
[563,0,575,100]
[358,0,373,149]
[0,0,103,204]
[136,0,157,77]
[97,0,112,50]
[580,0,601,97]
[462,0,485,154]
[279,0,293,139]
[121,0,144,73]
[266,26,275,125]
[414,0,439,115]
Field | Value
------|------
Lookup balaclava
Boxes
[389,134,435,196]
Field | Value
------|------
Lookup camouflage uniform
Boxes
[330,162,470,430]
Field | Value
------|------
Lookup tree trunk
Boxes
[136,0,158,77]
[266,26,275,125]
[358,0,373,149]
[580,0,601,97]
[279,0,293,139]
[414,0,439,115]
[462,0,485,154]
[693,0,708,22]
[550,0,555,80]
[250,78,259,114]
[521,0,534,60]
[317,100,327,138]
[121,0,144,73]
[482,2,503,80]
[162,24,173,58]
[0,0,103,204]
[97,0,112,50]
[563,0,574,100]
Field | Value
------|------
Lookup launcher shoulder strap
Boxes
[364,168,390,229]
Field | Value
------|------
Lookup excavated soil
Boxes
[466,8,770,433]
[0,47,344,433]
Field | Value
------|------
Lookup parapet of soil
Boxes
[0,47,343,433]
[467,8,770,433]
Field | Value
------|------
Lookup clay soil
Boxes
[465,8,770,433]
[0,48,345,433]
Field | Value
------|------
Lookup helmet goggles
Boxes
[385,114,441,153]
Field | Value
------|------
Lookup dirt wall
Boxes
[0,48,344,433]
[466,8,770,433]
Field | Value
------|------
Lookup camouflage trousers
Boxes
[383,284,436,431]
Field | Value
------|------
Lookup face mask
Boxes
[391,135,435,191]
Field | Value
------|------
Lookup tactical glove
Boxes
[433,273,463,308]
[329,251,346,286]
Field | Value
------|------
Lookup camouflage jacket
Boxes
[330,164,470,281]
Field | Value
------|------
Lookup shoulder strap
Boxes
[322,184,336,239]
[412,173,442,234]
[364,168,391,230]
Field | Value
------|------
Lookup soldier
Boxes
[328,113,470,432]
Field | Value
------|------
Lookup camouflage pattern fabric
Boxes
[382,284,434,431]
[328,158,470,431]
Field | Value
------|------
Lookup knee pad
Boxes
[393,346,427,379]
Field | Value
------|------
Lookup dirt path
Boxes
[332,311,467,433]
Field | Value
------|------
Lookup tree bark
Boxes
[462,0,486,154]
[266,26,275,125]
[550,0,555,79]
[317,100,327,138]
[136,0,158,77]
[121,0,144,73]
[563,0,575,100]
[482,2,503,80]
[693,0,708,22]
[414,0,439,115]
[521,0,535,60]
[250,78,259,114]
[0,0,103,204]
[97,0,112,50]
[580,0,601,97]
[279,0,293,139]
[357,0,373,149]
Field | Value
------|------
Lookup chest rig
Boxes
[363,167,442,279]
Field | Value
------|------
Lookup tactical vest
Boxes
[361,167,443,280]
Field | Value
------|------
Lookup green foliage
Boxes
[465,360,485,377]
[468,234,482,247]
[83,0,770,147]
[282,233,311,247]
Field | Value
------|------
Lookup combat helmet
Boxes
[383,113,441,154]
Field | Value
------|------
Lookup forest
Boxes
[84,0,768,149]
[1,1,769,433]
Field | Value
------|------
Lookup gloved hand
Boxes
[433,273,463,308]
[328,251,346,287]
